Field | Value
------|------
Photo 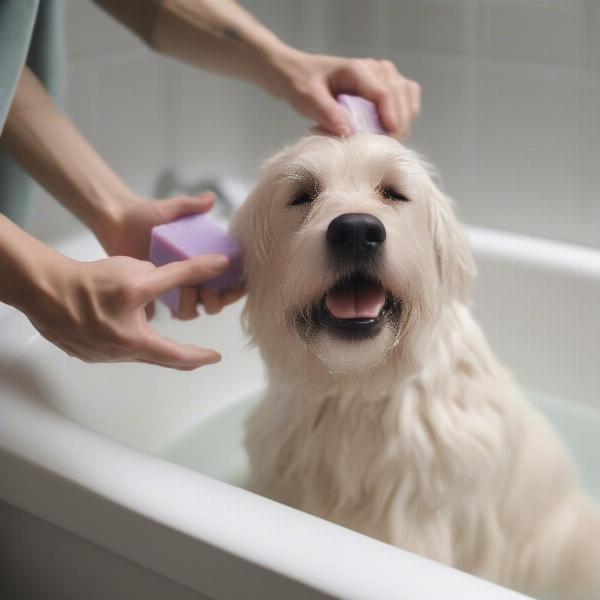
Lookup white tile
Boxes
[579,77,600,248]
[325,0,388,56]
[472,60,585,244]
[299,0,336,55]
[477,0,585,66]
[387,0,477,56]
[386,52,475,206]
[318,41,390,60]
[167,61,249,183]
[90,55,169,196]
[239,0,307,50]
[64,0,142,60]
[30,53,168,241]
[237,84,309,180]
[584,0,600,70]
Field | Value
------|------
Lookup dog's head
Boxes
[231,134,475,375]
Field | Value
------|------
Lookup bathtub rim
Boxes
[0,389,532,600]
[467,225,600,279]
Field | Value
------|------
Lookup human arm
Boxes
[94,0,421,138]
[0,66,238,319]
[0,66,191,257]
[0,213,229,369]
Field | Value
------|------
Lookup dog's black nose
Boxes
[327,213,386,260]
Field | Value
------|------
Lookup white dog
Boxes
[230,134,600,599]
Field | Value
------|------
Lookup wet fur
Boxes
[230,135,600,599]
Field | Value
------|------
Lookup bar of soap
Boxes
[149,214,243,313]
[337,94,386,134]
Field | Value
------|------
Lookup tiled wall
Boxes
[29,0,599,248]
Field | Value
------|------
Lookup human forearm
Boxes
[0,67,136,240]
[94,0,290,92]
[94,1,421,137]
[0,214,67,313]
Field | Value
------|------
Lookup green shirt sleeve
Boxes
[0,0,65,228]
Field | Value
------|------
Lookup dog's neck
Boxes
[260,301,511,506]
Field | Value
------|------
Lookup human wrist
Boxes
[87,187,141,251]
[0,215,71,314]
[20,248,75,320]
[255,43,307,98]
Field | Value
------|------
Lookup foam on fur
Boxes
[230,134,600,600]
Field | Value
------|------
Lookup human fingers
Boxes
[137,329,221,370]
[407,78,422,118]
[304,80,353,136]
[199,287,221,315]
[175,285,200,320]
[154,192,214,224]
[199,285,246,315]
[134,255,229,304]
[337,59,400,134]
[145,300,156,321]
[379,60,418,138]
[220,286,246,307]
[380,60,409,137]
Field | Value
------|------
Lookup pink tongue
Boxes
[325,282,386,319]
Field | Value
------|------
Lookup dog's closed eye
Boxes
[289,189,317,206]
[285,167,321,207]
[378,184,410,203]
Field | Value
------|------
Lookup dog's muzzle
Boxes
[318,214,394,339]
[295,214,400,342]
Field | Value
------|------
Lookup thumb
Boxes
[305,84,352,136]
[155,193,214,223]
[138,329,221,370]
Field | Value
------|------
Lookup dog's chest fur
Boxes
[245,305,517,574]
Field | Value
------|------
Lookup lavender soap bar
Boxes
[149,214,243,313]
[337,94,386,134]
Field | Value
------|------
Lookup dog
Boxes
[230,134,600,599]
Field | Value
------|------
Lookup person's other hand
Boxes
[264,49,421,139]
[198,286,246,317]
[98,192,215,261]
[24,253,231,369]
[96,192,245,319]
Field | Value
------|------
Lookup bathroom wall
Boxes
[29,0,599,248]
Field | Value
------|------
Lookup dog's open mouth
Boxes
[318,273,395,339]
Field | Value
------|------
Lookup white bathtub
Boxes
[1,226,599,600]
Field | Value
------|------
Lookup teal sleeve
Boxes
[0,0,65,228]
[0,0,39,131]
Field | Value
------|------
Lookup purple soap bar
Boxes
[149,214,243,313]
[337,94,386,134]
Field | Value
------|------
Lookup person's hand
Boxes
[263,49,421,139]
[95,192,245,319]
[23,252,232,369]
[98,192,215,261]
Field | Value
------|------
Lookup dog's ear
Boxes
[231,144,300,269]
[230,178,274,270]
[429,188,476,302]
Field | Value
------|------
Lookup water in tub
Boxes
[159,388,600,502]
